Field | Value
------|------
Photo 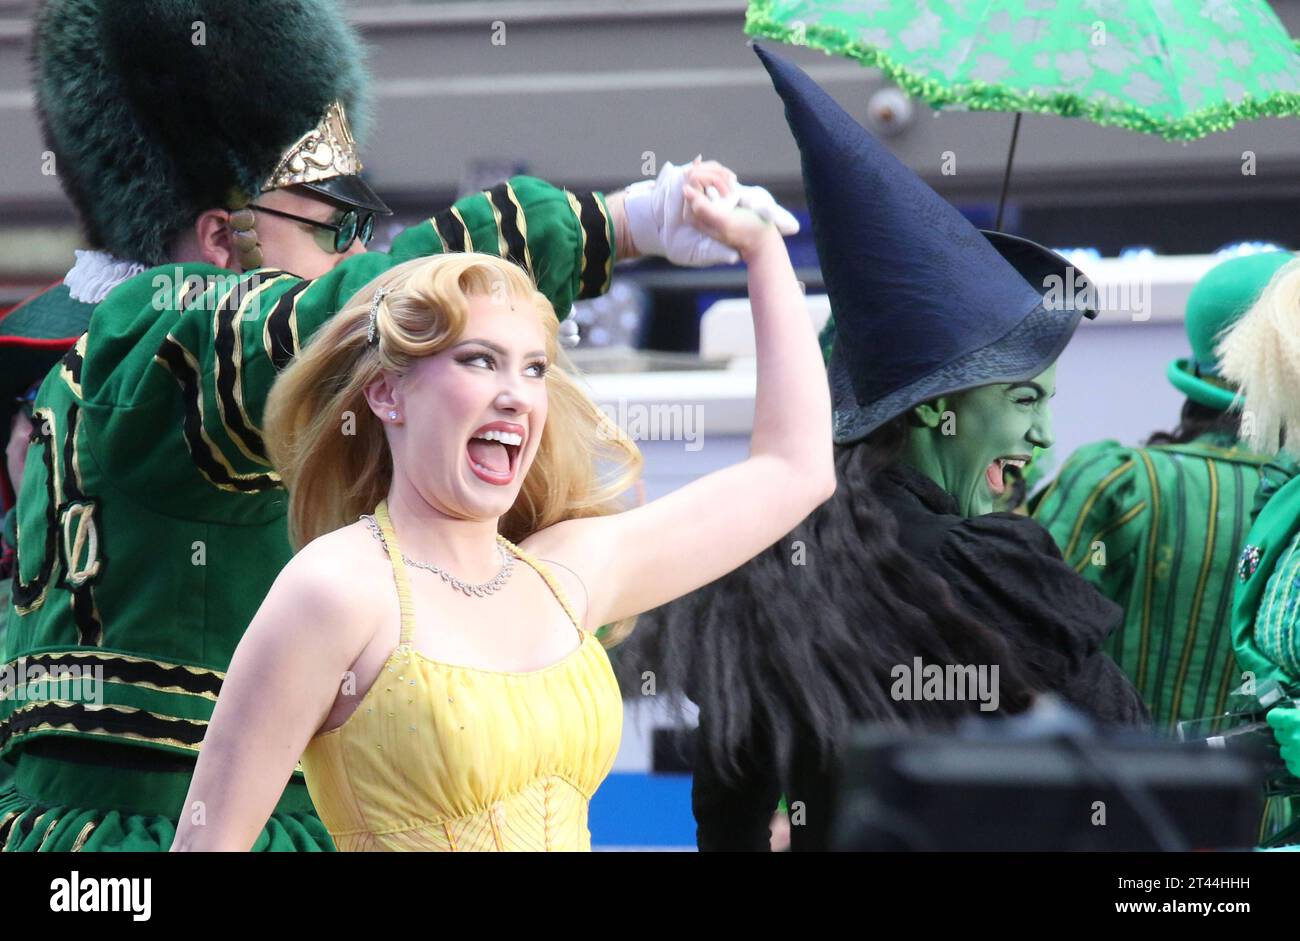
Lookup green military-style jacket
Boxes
[1227,460,1300,845]
[1030,433,1272,730]
[1232,465,1300,693]
[0,176,614,760]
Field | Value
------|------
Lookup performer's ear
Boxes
[193,209,238,270]
[911,397,949,429]
[363,372,400,424]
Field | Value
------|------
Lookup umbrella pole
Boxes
[994,111,1022,233]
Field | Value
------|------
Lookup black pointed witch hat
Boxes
[755,45,1089,444]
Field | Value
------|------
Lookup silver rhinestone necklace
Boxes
[361,514,515,597]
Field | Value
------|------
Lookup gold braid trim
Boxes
[70,820,97,852]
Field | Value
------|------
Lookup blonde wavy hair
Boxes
[1217,257,1300,456]
[264,254,643,640]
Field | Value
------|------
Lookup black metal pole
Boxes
[995,111,1022,233]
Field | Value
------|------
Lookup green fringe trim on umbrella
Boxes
[746,0,1300,142]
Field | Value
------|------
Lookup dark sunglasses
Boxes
[247,204,376,254]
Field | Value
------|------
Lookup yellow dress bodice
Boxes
[300,502,622,851]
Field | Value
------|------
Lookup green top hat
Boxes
[33,0,382,267]
[1168,251,1295,411]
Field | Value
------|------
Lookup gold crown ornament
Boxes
[225,101,379,271]
[223,101,360,270]
[261,100,363,193]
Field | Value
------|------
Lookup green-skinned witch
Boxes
[0,0,782,851]
[614,46,1147,853]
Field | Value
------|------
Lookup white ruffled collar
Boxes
[63,249,146,304]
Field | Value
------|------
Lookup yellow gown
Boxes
[301,501,622,851]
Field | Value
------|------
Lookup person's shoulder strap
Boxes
[500,536,583,636]
[373,499,416,646]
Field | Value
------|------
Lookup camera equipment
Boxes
[832,697,1264,851]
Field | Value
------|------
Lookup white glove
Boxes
[623,159,800,267]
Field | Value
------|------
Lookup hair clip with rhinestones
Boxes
[367,287,391,346]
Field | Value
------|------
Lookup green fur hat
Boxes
[33,0,373,267]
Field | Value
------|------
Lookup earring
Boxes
[389,411,399,421]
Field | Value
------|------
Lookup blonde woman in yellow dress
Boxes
[170,181,834,851]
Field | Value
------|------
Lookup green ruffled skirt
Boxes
[0,746,334,851]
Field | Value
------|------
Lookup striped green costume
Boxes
[1230,466,1300,844]
[1030,432,1270,731]
[0,176,614,850]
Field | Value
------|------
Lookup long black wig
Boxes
[612,416,1039,784]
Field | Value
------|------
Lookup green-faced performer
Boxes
[1030,252,1294,732]
[0,0,794,851]
[614,46,1146,852]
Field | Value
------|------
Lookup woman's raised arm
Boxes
[526,184,836,629]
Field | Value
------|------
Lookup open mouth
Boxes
[467,422,525,486]
[985,455,1030,496]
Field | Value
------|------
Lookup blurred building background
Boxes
[4,1,1299,269]
[2,0,1298,847]
[3,0,1298,451]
